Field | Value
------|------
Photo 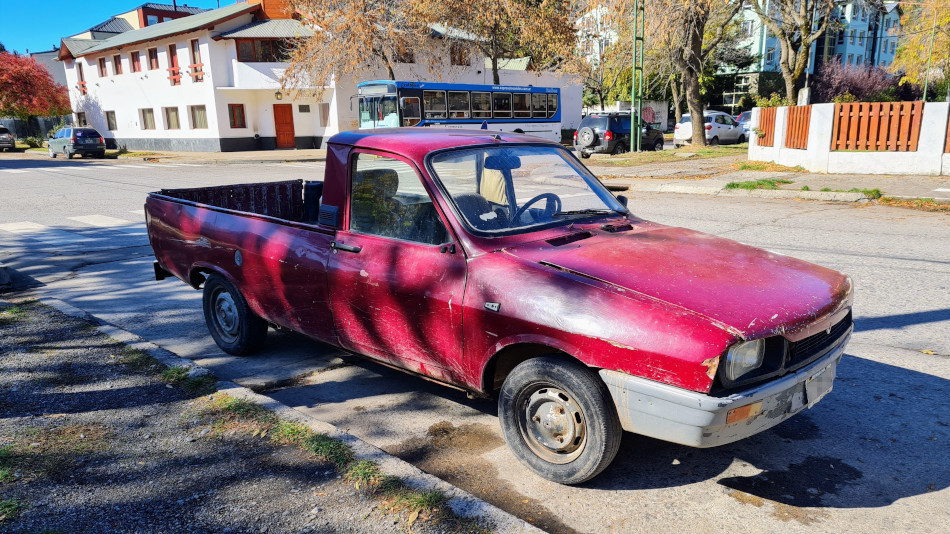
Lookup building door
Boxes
[273,104,295,148]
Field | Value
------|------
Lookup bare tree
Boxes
[284,0,434,92]
[748,0,837,103]
[648,0,743,145]
[563,5,629,110]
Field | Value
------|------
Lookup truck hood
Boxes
[506,223,852,339]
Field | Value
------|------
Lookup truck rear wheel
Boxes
[498,356,621,484]
[202,273,267,355]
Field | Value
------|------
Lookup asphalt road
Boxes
[2,155,948,533]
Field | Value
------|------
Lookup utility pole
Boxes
[630,0,645,152]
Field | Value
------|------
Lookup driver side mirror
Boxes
[616,195,629,208]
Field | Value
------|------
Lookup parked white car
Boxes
[673,111,746,147]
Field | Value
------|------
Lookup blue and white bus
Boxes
[357,80,562,142]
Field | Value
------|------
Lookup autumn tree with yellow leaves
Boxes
[892,0,950,100]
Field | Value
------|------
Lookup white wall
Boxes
[749,102,950,176]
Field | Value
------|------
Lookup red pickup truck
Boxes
[146,129,853,484]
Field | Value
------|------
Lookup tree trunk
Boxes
[684,74,706,146]
[492,55,500,85]
[598,91,605,110]
[385,61,396,81]
[671,79,683,124]
[784,72,798,104]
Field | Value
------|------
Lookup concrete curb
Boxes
[618,181,869,202]
[0,294,543,534]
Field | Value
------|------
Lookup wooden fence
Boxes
[946,112,950,153]
[831,101,924,152]
[784,105,812,150]
[758,107,777,147]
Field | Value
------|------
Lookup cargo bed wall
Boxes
[159,180,305,222]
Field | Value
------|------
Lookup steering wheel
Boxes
[512,193,562,223]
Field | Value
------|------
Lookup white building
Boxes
[58,0,581,152]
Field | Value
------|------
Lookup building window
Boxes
[77,62,86,95]
[857,55,863,65]
[847,54,853,65]
[98,57,107,77]
[891,41,896,54]
[236,39,290,62]
[113,55,123,75]
[190,105,208,129]
[147,15,159,26]
[167,44,180,86]
[858,31,864,46]
[298,104,310,113]
[163,107,180,129]
[76,112,87,126]
[140,109,156,130]
[319,102,330,127]
[228,104,246,128]
[147,48,159,70]
[766,47,775,64]
[740,20,754,38]
[837,31,844,45]
[131,51,141,72]
[849,31,854,45]
[106,111,117,131]
[450,43,470,66]
[189,39,204,82]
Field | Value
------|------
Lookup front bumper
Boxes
[599,329,850,448]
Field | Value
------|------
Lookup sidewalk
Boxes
[585,153,950,203]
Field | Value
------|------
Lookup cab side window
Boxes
[350,153,449,245]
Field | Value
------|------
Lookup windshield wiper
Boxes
[552,208,617,217]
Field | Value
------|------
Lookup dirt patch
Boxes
[387,421,580,534]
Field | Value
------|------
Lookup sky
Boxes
[0,0,242,54]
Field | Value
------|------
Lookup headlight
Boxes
[722,339,765,381]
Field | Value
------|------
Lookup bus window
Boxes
[493,93,512,118]
[448,91,470,118]
[401,97,421,126]
[546,94,558,118]
[531,93,546,118]
[472,92,492,118]
[423,90,447,119]
[513,93,531,118]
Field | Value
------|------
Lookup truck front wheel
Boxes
[498,357,622,484]
[202,273,268,355]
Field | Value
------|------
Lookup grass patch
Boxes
[725,178,794,190]
[736,161,804,172]
[590,143,746,167]
[0,446,14,483]
[0,306,28,326]
[9,424,111,481]
[0,499,24,523]
[159,366,217,393]
[879,197,950,213]
[801,185,811,191]
[344,459,383,489]
[114,346,162,374]
[849,188,882,199]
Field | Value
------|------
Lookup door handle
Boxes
[330,241,361,253]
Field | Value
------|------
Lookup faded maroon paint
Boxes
[146,128,852,397]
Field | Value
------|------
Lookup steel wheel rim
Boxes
[211,288,240,343]
[517,385,587,464]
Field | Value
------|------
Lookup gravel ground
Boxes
[0,300,491,534]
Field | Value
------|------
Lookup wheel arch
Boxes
[481,339,585,395]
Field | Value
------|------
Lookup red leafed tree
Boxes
[0,52,71,122]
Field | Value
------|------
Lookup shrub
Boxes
[752,93,792,108]
[814,59,906,103]
[23,137,41,148]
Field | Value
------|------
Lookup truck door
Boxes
[326,151,466,385]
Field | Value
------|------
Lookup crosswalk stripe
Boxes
[67,214,147,237]
[116,164,148,169]
[0,221,94,247]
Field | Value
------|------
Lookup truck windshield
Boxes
[429,145,626,236]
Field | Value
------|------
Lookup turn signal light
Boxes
[726,402,763,424]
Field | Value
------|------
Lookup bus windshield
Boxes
[359,95,399,129]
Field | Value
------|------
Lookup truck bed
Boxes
[156,179,323,224]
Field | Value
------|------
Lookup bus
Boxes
[357,80,562,142]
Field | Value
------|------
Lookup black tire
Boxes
[709,136,720,146]
[579,151,590,159]
[611,142,627,155]
[49,146,56,158]
[737,134,746,144]
[498,356,622,485]
[65,147,73,159]
[96,151,106,158]
[577,127,598,148]
[202,273,268,355]
[653,139,664,151]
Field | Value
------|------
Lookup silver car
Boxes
[48,127,106,159]
[673,111,745,147]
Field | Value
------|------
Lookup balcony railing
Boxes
[78,80,87,95]
[188,63,204,83]
[168,66,181,86]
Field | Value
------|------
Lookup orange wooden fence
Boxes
[945,111,950,153]
[831,101,924,152]
[784,105,812,150]
[758,107,776,147]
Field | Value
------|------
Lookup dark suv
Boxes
[48,127,106,159]
[0,127,15,151]
[573,112,665,158]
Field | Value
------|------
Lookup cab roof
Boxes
[327,128,560,162]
